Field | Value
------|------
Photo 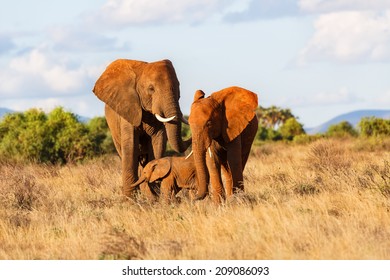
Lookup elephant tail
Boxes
[130,176,146,188]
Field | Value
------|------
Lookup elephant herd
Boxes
[93,59,258,204]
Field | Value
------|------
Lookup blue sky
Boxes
[1,0,390,128]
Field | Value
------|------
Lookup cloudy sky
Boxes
[1,0,390,128]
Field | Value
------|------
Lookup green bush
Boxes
[278,117,305,141]
[255,126,282,142]
[46,107,93,163]
[87,117,116,155]
[326,121,358,138]
[359,117,390,137]
[293,134,323,145]
[181,115,191,139]
[0,109,50,162]
[0,107,115,164]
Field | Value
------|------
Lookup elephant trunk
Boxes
[163,104,191,153]
[130,176,146,188]
[192,141,209,200]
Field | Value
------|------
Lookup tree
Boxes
[326,121,358,138]
[0,107,105,163]
[256,106,296,129]
[359,117,390,137]
[255,106,302,142]
[278,117,305,141]
[0,109,49,161]
[87,117,115,154]
[45,107,92,163]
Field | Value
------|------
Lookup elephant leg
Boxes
[206,154,223,203]
[136,132,167,201]
[221,163,233,197]
[136,135,158,201]
[120,121,141,198]
[160,177,175,204]
[140,183,157,201]
[227,136,244,194]
[241,117,258,169]
[151,130,167,159]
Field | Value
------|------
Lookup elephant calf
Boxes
[131,156,196,203]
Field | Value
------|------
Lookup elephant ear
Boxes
[149,158,172,182]
[213,86,258,142]
[193,90,205,102]
[93,59,143,126]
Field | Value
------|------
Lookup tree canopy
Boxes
[0,107,114,163]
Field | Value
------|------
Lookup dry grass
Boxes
[1,138,389,260]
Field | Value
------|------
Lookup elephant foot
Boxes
[140,184,158,202]
[194,192,208,201]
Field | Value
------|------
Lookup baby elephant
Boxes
[131,156,196,203]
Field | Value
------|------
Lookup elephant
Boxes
[188,86,258,203]
[93,59,190,198]
[130,155,196,203]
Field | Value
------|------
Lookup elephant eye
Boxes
[206,120,212,128]
[148,85,155,93]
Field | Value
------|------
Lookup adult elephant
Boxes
[188,86,258,203]
[93,59,190,198]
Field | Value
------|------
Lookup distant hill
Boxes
[306,109,390,134]
[0,108,15,118]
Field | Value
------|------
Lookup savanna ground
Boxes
[0,138,389,260]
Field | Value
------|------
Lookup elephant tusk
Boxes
[185,150,193,159]
[208,147,212,158]
[155,114,176,123]
[181,115,189,125]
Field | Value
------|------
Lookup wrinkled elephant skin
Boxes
[188,86,258,203]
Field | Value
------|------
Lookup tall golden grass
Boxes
[0,138,389,259]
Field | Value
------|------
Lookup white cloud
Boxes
[298,11,390,64]
[0,47,97,98]
[48,26,130,52]
[224,0,390,22]
[280,87,360,107]
[93,0,234,26]
[299,0,390,13]
[224,0,300,22]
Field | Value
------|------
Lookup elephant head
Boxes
[188,86,258,200]
[93,59,189,153]
[130,158,171,187]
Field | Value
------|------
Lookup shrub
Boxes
[255,126,282,142]
[87,117,116,155]
[0,107,114,164]
[306,139,351,173]
[326,121,358,138]
[293,134,323,145]
[181,115,191,139]
[0,109,49,161]
[278,117,305,141]
[45,107,92,163]
[358,117,390,137]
